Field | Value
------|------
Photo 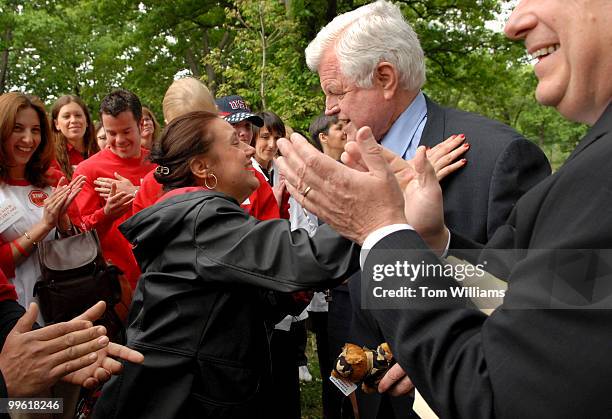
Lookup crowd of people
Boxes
[0,0,610,418]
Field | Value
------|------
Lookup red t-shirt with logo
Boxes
[72,148,156,289]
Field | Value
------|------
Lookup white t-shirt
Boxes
[0,181,55,324]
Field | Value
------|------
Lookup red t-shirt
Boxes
[50,142,86,177]
[243,169,281,220]
[132,170,161,215]
[134,168,281,221]
[72,148,156,289]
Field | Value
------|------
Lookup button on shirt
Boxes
[380,91,428,160]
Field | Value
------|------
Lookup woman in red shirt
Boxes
[50,95,99,180]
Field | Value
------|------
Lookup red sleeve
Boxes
[0,268,17,302]
[0,238,15,279]
[133,170,162,215]
[246,171,280,221]
[72,164,114,235]
[45,166,65,187]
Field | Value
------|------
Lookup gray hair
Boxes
[305,0,425,92]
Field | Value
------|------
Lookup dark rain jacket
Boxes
[93,190,359,419]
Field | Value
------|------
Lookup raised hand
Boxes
[62,301,144,389]
[272,177,287,208]
[0,303,109,397]
[426,134,468,180]
[94,172,136,200]
[277,128,406,245]
[42,183,72,229]
[103,182,134,219]
[402,146,449,253]
[342,134,468,183]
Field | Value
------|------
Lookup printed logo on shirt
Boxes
[28,190,48,207]
[0,200,24,234]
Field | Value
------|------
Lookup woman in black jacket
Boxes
[93,111,360,418]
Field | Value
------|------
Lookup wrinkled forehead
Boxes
[318,48,346,84]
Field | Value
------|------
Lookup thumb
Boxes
[413,146,437,187]
[355,126,393,178]
[114,172,127,181]
[13,302,39,334]
[109,182,117,198]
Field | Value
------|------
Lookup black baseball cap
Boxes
[215,95,264,127]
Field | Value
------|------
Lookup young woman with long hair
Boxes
[50,95,99,179]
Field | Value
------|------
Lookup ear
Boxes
[189,155,210,183]
[319,132,328,145]
[138,117,145,133]
[54,119,60,132]
[374,62,399,100]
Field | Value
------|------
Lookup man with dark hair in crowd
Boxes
[72,89,156,289]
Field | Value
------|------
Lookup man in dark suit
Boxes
[302,1,549,417]
[277,0,612,417]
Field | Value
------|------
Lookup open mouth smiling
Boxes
[530,44,560,61]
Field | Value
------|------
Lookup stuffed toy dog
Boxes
[332,342,395,393]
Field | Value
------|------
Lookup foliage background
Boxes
[0,0,585,167]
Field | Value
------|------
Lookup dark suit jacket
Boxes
[348,96,551,418]
[362,103,612,418]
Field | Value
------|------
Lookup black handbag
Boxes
[34,228,125,340]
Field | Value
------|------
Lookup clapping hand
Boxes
[103,182,134,219]
[0,301,143,397]
[42,175,86,232]
[94,172,137,200]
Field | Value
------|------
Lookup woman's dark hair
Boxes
[150,111,218,191]
[252,111,286,145]
[51,95,99,179]
[308,113,338,152]
[0,92,54,187]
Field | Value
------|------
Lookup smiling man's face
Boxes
[505,0,612,124]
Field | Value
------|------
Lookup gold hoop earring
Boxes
[205,173,218,190]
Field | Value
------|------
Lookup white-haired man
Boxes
[302,1,549,417]
[277,0,612,417]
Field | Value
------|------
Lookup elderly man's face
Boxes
[505,0,612,124]
[318,48,394,141]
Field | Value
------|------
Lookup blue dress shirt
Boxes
[380,91,428,160]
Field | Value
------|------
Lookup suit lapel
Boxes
[419,95,446,148]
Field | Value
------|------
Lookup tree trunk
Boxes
[201,30,217,93]
[0,28,13,93]
[326,0,337,22]
[185,47,201,78]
